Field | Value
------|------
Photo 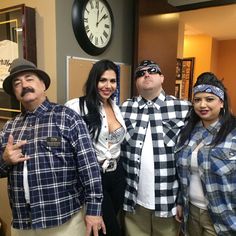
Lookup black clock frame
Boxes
[71,0,114,56]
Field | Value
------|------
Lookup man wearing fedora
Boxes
[0,58,105,236]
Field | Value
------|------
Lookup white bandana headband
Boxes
[193,84,224,100]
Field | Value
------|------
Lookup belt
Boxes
[101,158,119,173]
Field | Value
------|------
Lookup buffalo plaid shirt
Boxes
[175,121,236,235]
[120,91,191,217]
[0,99,103,229]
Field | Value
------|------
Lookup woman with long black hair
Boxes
[66,59,126,236]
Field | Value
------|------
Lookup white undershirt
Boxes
[189,142,207,209]
[137,122,155,210]
[23,160,30,203]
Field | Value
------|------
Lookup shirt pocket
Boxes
[38,139,68,166]
[162,119,185,147]
[210,147,236,176]
[39,138,62,152]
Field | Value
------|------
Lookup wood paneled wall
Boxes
[133,0,178,96]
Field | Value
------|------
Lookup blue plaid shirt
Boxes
[0,99,103,229]
[120,91,191,217]
[175,121,236,235]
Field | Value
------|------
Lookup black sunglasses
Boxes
[135,67,161,78]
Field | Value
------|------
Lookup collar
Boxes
[138,90,166,110]
[23,99,51,118]
[195,119,221,136]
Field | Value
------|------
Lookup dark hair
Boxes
[79,59,119,142]
[178,72,236,146]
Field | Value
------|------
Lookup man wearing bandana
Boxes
[120,60,191,236]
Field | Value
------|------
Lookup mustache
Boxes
[21,87,35,97]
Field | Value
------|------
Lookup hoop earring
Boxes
[221,107,225,116]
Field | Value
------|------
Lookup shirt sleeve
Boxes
[0,129,12,177]
[66,109,103,216]
[0,157,11,177]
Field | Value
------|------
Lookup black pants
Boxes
[99,160,125,236]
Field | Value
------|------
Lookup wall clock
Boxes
[72,0,114,56]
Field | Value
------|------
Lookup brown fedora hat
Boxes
[3,58,51,96]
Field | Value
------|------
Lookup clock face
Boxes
[83,0,112,48]
[72,0,114,55]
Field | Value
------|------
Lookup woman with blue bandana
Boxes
[175,72,236,236]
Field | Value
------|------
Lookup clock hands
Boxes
[97,10,99,25]
[96,1,99,26]
[95,2,109,27]
[96,13,108,26]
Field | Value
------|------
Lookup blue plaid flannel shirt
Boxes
[175,121,236,235]
[120,91,191,217]
[0,99,103,229]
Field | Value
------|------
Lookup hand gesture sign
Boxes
[3,134,29,165]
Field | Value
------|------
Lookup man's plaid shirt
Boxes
[175,121,236,235]
[120,91,191,217]
[0,100,103,229]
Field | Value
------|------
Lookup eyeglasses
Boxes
[135,67,161,78]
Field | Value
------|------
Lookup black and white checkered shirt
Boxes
[120,90,191,217]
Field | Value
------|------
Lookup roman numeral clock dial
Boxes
[72,0,114,55]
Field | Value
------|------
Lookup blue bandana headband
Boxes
[193,84,224,100]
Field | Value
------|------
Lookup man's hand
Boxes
[175,204,183,223]
[3,134,29,165]
[85,215,106,236]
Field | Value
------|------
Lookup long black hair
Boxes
[178,72,236,146]
[79,59,119,142]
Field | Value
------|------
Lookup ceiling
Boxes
[168,0,214,6]
[179,3,236,40]
[167,1,236,40]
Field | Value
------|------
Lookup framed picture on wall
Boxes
[176,58,182,80]
[175,80,182,98]
[181,57,195,100]
[0,5,36,120]
[175,57,195,101]
[0,8,21,119]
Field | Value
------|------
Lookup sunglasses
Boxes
[135,67,161,78]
